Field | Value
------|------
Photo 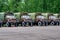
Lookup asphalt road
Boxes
[0,26,60,40]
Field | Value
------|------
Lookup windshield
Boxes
[6,15,16,19]
[36,15,45,19]
[49,16,57,19]
[21,15,30,19]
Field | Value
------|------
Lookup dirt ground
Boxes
[0,26,60,40]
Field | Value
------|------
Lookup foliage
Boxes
[0,0,60,13]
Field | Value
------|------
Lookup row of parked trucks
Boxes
[0,12,60,27]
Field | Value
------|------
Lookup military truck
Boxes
[47,13,57,26]
[4,12,17,27]
[34,12,48,26]
[20,12,33,26]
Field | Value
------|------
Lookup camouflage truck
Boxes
[47,13,58,26]
[20,12,33,26]
[34,12,48,26]
[0,13,4,27]
[56,14,60,25]
[4,12,17,27]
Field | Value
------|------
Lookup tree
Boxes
[0,0,60,13]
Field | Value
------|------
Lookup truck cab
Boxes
[48,13,57,25]
[20,12,33,26]
[4,12,16,27]
[35,12,46,26]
